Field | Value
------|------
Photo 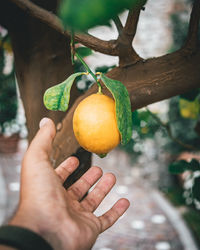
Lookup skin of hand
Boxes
[2,118,130,250]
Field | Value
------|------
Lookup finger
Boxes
[55,157,79,183]
[68,166,103,201]
[81,173,116,212]
[25,118,56,162]
[98,198,130,232]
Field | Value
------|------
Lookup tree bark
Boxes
[0,0,92,183]
[52,48,200,165]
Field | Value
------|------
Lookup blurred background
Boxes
[0,0,200,249]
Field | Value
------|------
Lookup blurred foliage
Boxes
[167,94,200,207]
[58,0,147,31]
[0,34,18,134]
[169,159,200,174]
[119,109,161,160]
[166,184,200,247]
[167,0,200,215]
[95,65,116,74]
[169,0,200,53]
[169,13,188,52]
[179,89,200,120]
[166,96,200,154]
[75,47,92,58]
[179,98,199,119]
[184,209,200,247]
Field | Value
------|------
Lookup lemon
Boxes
[73,93,120,155]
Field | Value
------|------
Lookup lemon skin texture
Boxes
[73,93,120,154]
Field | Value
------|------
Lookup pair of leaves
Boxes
[169,159,200,174]
[58,0,147,31]
[43,72,132,145]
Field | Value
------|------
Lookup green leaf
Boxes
[75,47,92,58]
[169,159,200,174]
[58,0,147,31]
[43,72,85,112]
[100,74,132,145]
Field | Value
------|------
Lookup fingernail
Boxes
[39,117,50,128]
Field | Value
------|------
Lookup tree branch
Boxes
[114,7,142,66]
[113,16,123,34]
[184,0,200,50]
[52,49,200,165]
[123,7,141,43]
[8,0,118,55]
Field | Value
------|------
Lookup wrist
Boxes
[9,208,62,250]
[9,209,40,236]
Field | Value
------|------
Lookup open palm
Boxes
[10,118,130,250]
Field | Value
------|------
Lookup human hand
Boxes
[9,118,130,250]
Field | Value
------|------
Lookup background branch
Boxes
[184,0,200,50]
[146,108,197,150]
[8,0,119,55]
[113,16,123,34]
[123,7,141,43]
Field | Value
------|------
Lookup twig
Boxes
[8,0,118,56]
[184,0,200,50]
[113,16,123,34]
[123,7,141,43]
[146,108,198,151]
[115,8,142,65]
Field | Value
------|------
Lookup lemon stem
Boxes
[75,52,102,91]
[98,84,102,94]
[70,30,75,65]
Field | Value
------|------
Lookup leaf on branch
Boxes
[43,72,85,112]
[58,0,147,31]
[169,159,200,174]
[100,74,132,145]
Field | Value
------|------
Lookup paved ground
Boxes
[92,150,197,250]
[0,141,198,250]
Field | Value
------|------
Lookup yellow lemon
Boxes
[73,93,120,155]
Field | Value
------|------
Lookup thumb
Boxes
[26,118,56,161]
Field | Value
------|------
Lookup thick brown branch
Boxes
[8,0,118,55]
[123,7,141,43]
[52,49,200,165]
[184,0,200,50]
